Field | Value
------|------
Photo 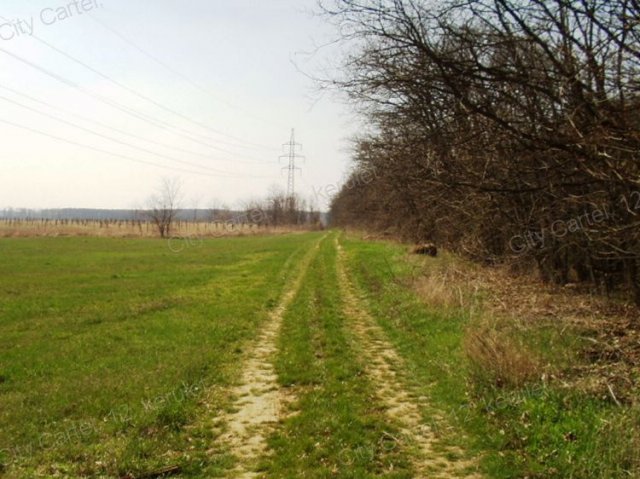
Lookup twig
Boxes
[607,383,622,407]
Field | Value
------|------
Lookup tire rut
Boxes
[335,238,481,479]
[215,236,325,478]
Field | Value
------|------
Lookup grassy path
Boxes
[258,232,409,478]
[216,233,480,478]
[214,235,325,478]
[334,238,478,478]
[215,233,640,479]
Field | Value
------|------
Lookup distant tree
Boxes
[146,178,182,238]
[266,188,288,226]
[242,199,267,226]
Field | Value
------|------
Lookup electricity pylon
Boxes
[280,129,305,209]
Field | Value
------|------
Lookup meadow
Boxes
[0,232,637,478]
[0,233,320,477]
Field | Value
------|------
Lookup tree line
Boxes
[324,0,640,304]
[146,178,322,238]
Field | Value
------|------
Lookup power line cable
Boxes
[0,93,270,178]
[0,14,278,152]
[0,82,276,166]
[0,45,273,162]
[29,34,277,151]
[88,12,290,132]
[0,117,277,180]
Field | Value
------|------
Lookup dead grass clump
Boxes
[410,252,480,310]
[464,324,542,389]
[413,272,466,310]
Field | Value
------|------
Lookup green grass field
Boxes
[0,233,637,478]
[0,234,320,477]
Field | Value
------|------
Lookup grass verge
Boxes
[341,233,640,478]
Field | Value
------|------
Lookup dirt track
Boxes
[212,235,479,478]
[335,238,479,478]
[215,238,323,478]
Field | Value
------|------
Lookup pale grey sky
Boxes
[0,0,356,211]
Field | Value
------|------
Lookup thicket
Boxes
[325,0,640,303]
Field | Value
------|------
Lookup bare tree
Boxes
[146,178,182,238]
[323,0,640,304]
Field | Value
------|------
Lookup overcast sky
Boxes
[0,0,357,211]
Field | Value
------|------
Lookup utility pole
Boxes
[280,129,304,210]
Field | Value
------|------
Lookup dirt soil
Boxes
[213,239,322,478]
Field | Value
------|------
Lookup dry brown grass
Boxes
[413,268,467,310]
[0,220,308,239]
[414,275,463,310]
[464,322,542,389]
[408,251,544,389]
[407,248,640,400]
[409,252,480,311]
[474,267,640,402]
